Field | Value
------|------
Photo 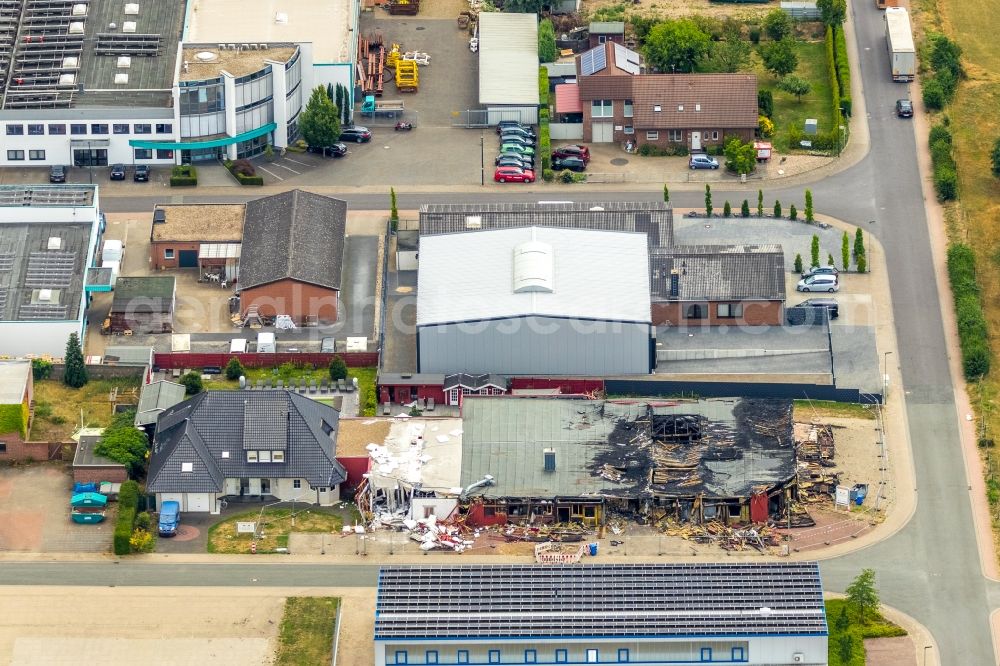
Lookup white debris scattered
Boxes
[436,435,450,443]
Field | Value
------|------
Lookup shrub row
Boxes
[833,25,852,116]
[824,27,844,134]
[538,67,549,108]
[539,107,551,173]
[169,164,197,187]
[947,244,991,379]
[788,126,842,151]
[638,143,689,157]
[929,123,958,201]
[922,34,962,111]
[113,480,141,556]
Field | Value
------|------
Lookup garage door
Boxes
[178,250,198,268]
[159,493,183,511]
[592,122,613,143]
[187,493,212,512]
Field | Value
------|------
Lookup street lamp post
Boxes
[882,351,893,405]
[923,645,932,666]
[480,132,485,187]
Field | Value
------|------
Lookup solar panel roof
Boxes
[579,45,607,76]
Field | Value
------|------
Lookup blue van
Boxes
[158,501,180,537]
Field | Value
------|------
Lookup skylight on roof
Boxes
[512,240,554,294]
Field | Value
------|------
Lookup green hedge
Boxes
[825,27,844,133]
[113,480,140,556]
[538,67,549,107]
[929,123,958,201]
[834,26,852,116]
[169,165,197,187]
[947,244,991,380]
[233,172,264,186]
[539,106,551,172]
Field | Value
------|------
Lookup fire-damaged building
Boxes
[458,396,796,527]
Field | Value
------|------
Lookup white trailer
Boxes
[885,7,915,82]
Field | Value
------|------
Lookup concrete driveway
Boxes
[0,465,112,553]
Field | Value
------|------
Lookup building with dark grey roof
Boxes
[238,190,347,326]
[148,390,347,512]
[650,244,786,326]
[0,185,102,357]
[374,562,828,666]
[109,276,176,334]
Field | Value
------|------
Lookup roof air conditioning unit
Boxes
[109,22,117,30]
[38,289,52,302]
[792,654,804,664]
[69,22,84,34]
[123,21,137,33]
[47,236,62,250]
[59,73,76,85]
[72,3,87,15]
[115,73,129,84]
[124,3,139,15]
[117,56,131,68]
[62,56,79,68]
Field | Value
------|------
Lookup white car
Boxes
[796,274,840,292]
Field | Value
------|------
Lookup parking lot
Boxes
[0,465,113,553]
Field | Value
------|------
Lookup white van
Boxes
[256,332,276,353]
[104,260,120,280]
[796,274,839,293]
[101,239,123,264]
[229,338,248,353]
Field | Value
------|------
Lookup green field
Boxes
[755,41,836,152]
[275,597,340,666]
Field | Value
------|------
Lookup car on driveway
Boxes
[340,126,372,143]
[896,99,913,118]
[793,298,839,319]
[689,154,720,169]
[496,155,533,169]
[49,165,66,183]
[496,120,534,136]
[494,166,535,183]
[802,265,840,279]
[109,163,125,180]
[796,274,840,292]
[133,165,150,182]
[500,142,535,157]
[500,127,537,144]
[552,156,587,172]
[552,144,590,163]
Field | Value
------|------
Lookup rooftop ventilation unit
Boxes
[117,56,131,68]
[114,73,129,84]
[47,237,62,250]
[72,3,87,15]
[59,73,76,85]
[124,3,139,15]
[123,22,137,33]
[38,289,52,302]
[69,22,85,34]
[62,57,79,69]
[109,22,117,30]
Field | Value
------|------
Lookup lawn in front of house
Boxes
[31,378,142,441]
[275,597,340,666]
[207,507,345,554]
[755,41,836,152]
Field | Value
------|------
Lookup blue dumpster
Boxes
[851,484,868,506]
[589,543,598,556]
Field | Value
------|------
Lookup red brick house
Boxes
[650,245,786,327]
[575,42,758,150]
[238,190,347,326]
[587,21,625,49]
[0,360,33,460]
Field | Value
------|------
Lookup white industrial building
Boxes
[0,185,104,358]
[375,562,829,666]
[416,226,653,376]
[478,13,540,125]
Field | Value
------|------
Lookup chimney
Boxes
[669,268,679,297]
[543,448,556,473]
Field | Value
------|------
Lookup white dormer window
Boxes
[221,451,230,458]
[272,451,285,462]
[247,451,258,462]
[181,462,193,472]
[677,105,684,112]
[259,450,272,463]
[653,105,661,112]
[695,104,701,111]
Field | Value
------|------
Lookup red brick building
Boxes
[587,21,625,49]
[0,360,32,461]
[574,42,758,151]
[238,190,347,326]
[149,203,244,275]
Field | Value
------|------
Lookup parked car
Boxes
[109,163,126,180]
[496,120,534,136]
[689,154,720,169]
[802,265,840,279]
[49,165,66,183]
[796,274,840,293]
[133,165,150,182]
[794,298,839,319]
[340,126,372,143]
[552,156,587,172]
[496,155,533,169]
[896,98,913,118]
[494,166,535,183]
[499,134,535,148]
[158,500,180,537]
[500,127,537,143]
[552,144,590,163]
[496,151,534,167]
[500,142,535,156]
[307,143,348,157]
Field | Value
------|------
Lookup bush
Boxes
[825,27,843,132]
[329,355,348,381]
[749,26,761,44]
[224,357,244,381]
[180,371,203,395]
[169,165,197,187]
[833,25,851,116]
[922,77,947,111]
[990,138,1000,178]
[31,358,52,380]
[757,89,773,118]
[539,112,551,172]
[114,480,140,556]
[723,201,732,217]
[930,123,958,201]
[135,511,152,531]
[638,143,688,157]
[947,244,989,380]
[741,200,750,217]
[542,168,555,182]
[794,253,803,273]
[934,165,958,201]
[95,410,148,475]
[758,115,775,138]
[790,203,798,221]
[774,200,782,218]
[129,528,155,553]
[231,159,255,176]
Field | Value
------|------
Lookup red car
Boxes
[552,144,590,164]
[494,166,535,183]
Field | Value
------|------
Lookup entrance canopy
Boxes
[129,123,276,150]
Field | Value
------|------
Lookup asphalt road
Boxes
[10,4,995,663]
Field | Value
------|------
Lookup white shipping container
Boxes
[885,7,915,81]
[101,239,123,264]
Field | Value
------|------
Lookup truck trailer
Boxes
[885,7,915,82]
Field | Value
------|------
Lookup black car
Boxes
[496,156,533,169]
[109,163,126,180]
[307,143,349,157]
[496,120,533,135]
[896,99,913,118]
[500,127,537,143]
[794,298,839,319]
[48,165,66,183]
[496,152,533,167]
[340,126,372,143]
[552,156,587,172]
[498,134,534,148]
[133,165,150,182]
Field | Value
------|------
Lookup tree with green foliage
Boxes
[774,200,782,218]
[723,201,732,217]
[757,189,764,217]
[180,371,203,395]
[777,75,811,101]
[854,227,865,261]
[794,253,803,273]
[724,136,756,175]
[804,189,814,222]
[857,252,867,274]
[299,86,341,149]
[763,8,793,41]
[705,184,713,217]
[846,568,880,622]
[759,39,798,78]
[827,253,835,266]
[837,634,855,663]
[810,234,820,267]
[817,0,847,26]
[501,0,543,12]
[63,332,88,388]
[326,82,335,102]
[643,19,712,74]
[741,200,750,218]
[991,138,1000,178]
[329,355,348,381]
[224,357,244,381]
[95,410,148,475]
[710,24,752,73]
[789,203,798,221]
[32,358,52,381]
[842,231,851,270]
[835,604,850,632]
[337,84,351,125]
[663,184,670,203]
[390,187,399,231]
[757,89,774,118]
[538,19,557,63]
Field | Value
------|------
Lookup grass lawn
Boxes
[755,41,836,152]
[31,378,142,441]
[275,597,340,666]
[793,400,877,421]
[826,599,906,665]
[207,507,345,554]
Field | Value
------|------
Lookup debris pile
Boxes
[503,524,588,543]
[794,422,840,502]
[657,519,784,552]
[404,514,476,552]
